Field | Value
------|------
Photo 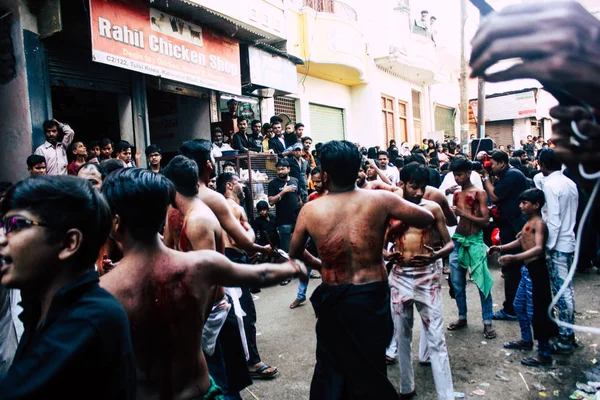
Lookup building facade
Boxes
[0,0,460,182]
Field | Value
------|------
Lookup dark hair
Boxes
[237,116,247,124]
[179,139,212,176]
[145,144,161,157]
[251,119,261,127]
[490,150,509,165]
[377,151,390,159]
[519,188,545,208]
[320,140,361,188]
[0,181,12,193]
[262,123,272,132]
[213,127,223,134]
[512,149,526,158]
[295,123,304,130]
[1,176,112,266]
[216,172,238,195]
[393,158,404,168]
[509,157,522,169]
[270,115,283,124]
[310,166,321,176]
[256,200,269,211]
[163,155,199,197]
[285,122,294,128]
[301,136,312,144]
[27,154,46,168]
[43,120,58,131]
[102,168,175,240]
[276,159,290,168]
[77,162,106,180]
[428,139,435,146]
[400,162,430,185]
[100,138,113,149]
[100,159,125,176]
[449,157,472,172]
[115,140,131,154]
[88,140,100,149]
[223,161,236,171]
[389,139,396,146]
[411,154,427,165]
[69,141,84,155]
[537,148,561,171]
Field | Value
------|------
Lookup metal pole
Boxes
[460,0,469,151]
[477,77,485,138]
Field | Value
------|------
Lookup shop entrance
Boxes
[51,86,121,148]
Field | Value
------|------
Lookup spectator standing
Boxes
[261,123,273,152]
[67,141,87,175]
[268,121,286,156]
[115,141,134,168]
[26,155,47,176]
[233,117,261,154]
[481,150,529,321]
[537,148,578,354]
[99,138,113,161]
[378,151,400,186]
[34,119,74,175]
[249,120,264,151]
[288,143,309,204]
[145,144,162,173]
[267,159,301,253]
[211,128,233,159]
[283,122,298,149]
[295,123,305,143]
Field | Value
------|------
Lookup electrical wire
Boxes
[547,114,600,335]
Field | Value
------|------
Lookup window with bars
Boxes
[381,94,395,147]
[398,101,408,143]
[274,97,297,124]
[304,0,335,13]
[412,90,422,143]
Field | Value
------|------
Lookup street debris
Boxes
[471,389,486,396]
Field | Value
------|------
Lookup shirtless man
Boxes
[217,172,279,380]
[289,140,435,399]
[162,156,254,396]
[100,168,308,400]
[357,161,402,194]
[385,163,454,400]
[447,158,495,339]
[175,140,277,378]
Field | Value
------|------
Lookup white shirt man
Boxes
[542,170,577,253]
[377,152,399,186]
[34,120,74,175]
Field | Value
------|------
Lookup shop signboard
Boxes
[89,0,241,94]
[247,46,297,94]
[470,90,537,122]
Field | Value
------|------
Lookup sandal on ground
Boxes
[447,320,468,330]
[249,364,278,379]
[289,298,306,309]
[503,340,533,350]
[521,356,552,368]
[385,356,397,365]
[483,327,497,339]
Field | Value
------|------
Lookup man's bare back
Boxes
[454,187,488,237]
[223,198,247,250]
[290,188,434,285]
[101,249,219,399]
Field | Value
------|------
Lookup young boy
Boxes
[448,158,495,339]
[0,176,136,397]
[67,141,87,175]
[489,188,558,367]
[115,140,134,167]
[99,138,114,161]
[26,154,47,176]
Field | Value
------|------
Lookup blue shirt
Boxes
[0,270,136,399]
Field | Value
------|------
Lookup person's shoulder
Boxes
[76,286,131,333]
[290,176,300,184]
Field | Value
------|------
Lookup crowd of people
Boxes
[1,1,600,399]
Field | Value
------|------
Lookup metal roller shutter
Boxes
[485,120,513,148]
[434,106,455,139]
[47,47,130,94]
[308,103,345,144]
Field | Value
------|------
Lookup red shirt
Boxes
[308,191,326,202]
[67,160,83,176]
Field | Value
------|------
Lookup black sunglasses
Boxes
[1,215,50,235]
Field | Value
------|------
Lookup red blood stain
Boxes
[319,235,348,283]
[453,192,460,205]
[525,226,531,232]
[466,194,476,212]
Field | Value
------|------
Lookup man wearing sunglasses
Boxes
[0,176,136,398]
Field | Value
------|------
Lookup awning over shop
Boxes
[241,45,298,97]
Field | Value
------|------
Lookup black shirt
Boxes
[268,176,300,226]
[284,133,299,149]
[427,167,442,188]
[233,132,261,153]
[268,138,286,156]
[0,270,136,399]
[493,166,529,229]
[523,143,536,159]
[251,212,279,247]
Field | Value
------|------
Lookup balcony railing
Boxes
[303,0,358,21]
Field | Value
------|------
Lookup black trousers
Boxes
[498,221,521,316]
[224,248,261,366]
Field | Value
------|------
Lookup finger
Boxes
[549,105,592,121]
[423,245,435,253]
